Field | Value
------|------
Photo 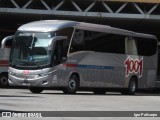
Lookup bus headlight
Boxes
[9,71,16,76]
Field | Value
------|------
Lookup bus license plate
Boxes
[22,83,30,86]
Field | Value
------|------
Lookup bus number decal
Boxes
[124,56,143,78]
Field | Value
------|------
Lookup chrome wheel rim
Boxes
[69,79,76,90]
[130,81,136,92]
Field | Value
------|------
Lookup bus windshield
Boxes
[10,31,55,69]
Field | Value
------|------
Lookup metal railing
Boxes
[0,0,159,20]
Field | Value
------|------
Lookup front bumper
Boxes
[8,74,53,87]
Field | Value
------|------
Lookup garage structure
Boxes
[0,0,160,40]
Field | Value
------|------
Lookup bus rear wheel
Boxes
[63,74,79,94]
[29,87,44,93]
[0,74,8,87]
[121,77,137,95]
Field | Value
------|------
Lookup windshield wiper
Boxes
[32,61,43,70]
[23,60,43,69]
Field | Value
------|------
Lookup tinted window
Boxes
[71,30,125,54]
[136,37,157,56]
[57,27,74,57]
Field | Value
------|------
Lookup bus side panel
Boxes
[0,48,10,73]
[138,55,157,88]
[65,51,157,89]
[66,51,127,88]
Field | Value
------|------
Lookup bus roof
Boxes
[18,20,156,39]
[18,20,77,32]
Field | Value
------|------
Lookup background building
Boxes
[0,0,160,41]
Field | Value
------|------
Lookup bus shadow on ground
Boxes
[39,91,160,96]
[0,94,42,98]
[2,87,160,96]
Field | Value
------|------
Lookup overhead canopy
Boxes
[101,0,160,3]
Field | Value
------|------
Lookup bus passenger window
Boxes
[53,41,63,65]
[70,30,125,54]
[136,37,157,56]
[57,27,74,58]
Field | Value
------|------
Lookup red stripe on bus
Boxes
[0,60,9,65]
[0,64,9,67]
[64,64,77,68]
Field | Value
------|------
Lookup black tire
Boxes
[93,88,106,94]
[63,74,79,94]
[0,74,8,87]
[29,87,44,93]
[121,77,137,95]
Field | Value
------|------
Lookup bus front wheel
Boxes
[29,87,44,93]
[63,74,79,94]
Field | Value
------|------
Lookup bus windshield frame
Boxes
[10,31,55,69]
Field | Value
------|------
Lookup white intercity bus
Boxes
[0,36,13,87]
[7,20,158,94]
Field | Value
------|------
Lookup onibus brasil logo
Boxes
[124,56,143,78]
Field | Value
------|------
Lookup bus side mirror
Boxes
[1,35,14,49]
[48,36,67,50]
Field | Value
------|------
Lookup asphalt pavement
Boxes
[0,88,160,120]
